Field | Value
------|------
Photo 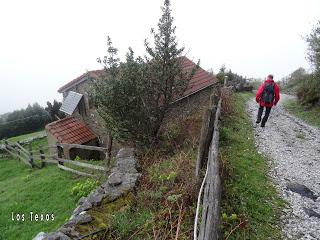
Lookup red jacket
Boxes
[256,79,280,107]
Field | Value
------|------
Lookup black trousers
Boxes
[257,106,271,126]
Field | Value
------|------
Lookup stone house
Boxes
[47,57,217,158]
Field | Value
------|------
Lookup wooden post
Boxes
[15,142,20,158]
[195,92,219,179]
[224,75,228,86]
[39,146,46,168]
[195,108,215,178]
[4,140,10,158]
[106,135,113,169]
[28,144,35,168]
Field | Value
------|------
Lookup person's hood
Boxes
[264,78,274,84]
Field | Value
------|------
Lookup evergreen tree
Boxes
[306,21,320,73]
[144,0,198,138]
[94,0,198,147]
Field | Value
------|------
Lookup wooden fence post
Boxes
[106,135,113,169]
[28,144,35,168]
[195,92,219,179]
[15,141,21,158]
[39,145,46,168]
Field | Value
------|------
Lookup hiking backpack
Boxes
[261,82,275,103]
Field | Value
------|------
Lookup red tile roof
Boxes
[180,57,217,98]
[58,57,217,99]
[45,117,97,144]
[58,70,105,93]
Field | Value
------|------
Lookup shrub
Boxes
[296,74,320,105]
[70,179,100,200]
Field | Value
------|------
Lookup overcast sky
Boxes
[0,0,319,114]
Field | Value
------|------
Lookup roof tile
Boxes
[45,117,97,144]
[58,57,217,99]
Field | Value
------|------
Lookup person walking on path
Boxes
[255,74,280,127]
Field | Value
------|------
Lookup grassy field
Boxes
[2,129,46,143]
[0,136,91,240]
[219,92,285,239]
[283,98,320,128]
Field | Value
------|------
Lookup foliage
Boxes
[293,21,320,106]
[70,178,100,200]
[296,73,320,105]
[110,207,153,238]
[103,108,203,239]
[220,92,284,239]
[216,65,250,90]
[0,103,51,140]
[279,67,307,92]
[306,21,320,73]
[45,100,65,121]
[93,0,198,147]
[283,98,320,128]
[216,65,227,84]
[280,66,319,105]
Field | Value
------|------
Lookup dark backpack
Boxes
[262,82,275,103]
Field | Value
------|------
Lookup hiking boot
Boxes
[261,123,265,127]
[256,119,261,124]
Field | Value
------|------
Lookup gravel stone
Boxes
[247,94,320,239]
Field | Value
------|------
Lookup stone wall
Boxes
[33,148,140,240]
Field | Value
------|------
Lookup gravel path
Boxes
[247,94,320,240]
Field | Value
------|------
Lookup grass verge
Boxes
[283,98,320,128]
[219,92,285,239]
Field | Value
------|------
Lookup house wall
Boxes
[164,86,214,124]
[46,129,58,157]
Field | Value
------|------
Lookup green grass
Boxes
[0,134,92,240]
[220,92,284,239]
[5,130,46,143]
[283,98,320,128]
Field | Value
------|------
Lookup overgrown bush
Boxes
[93,0,198,148]
[70,179,100,200]
[296,20,320,106]
[296,74,320,105]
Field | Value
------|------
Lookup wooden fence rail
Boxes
[53,157,106,171]
[2,140,109,177]
[57,164,95,177]
[55,143,108,152]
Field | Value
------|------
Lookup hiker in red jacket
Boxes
[255,74,280,127]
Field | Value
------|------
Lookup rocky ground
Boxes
[247,94,320,240]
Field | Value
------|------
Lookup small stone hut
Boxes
[46,116,101,160]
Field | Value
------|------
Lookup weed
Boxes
[110,207,153,238]
[70,178,100,200]
[295,132,305,139]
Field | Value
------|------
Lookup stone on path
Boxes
[286,182,318,201]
